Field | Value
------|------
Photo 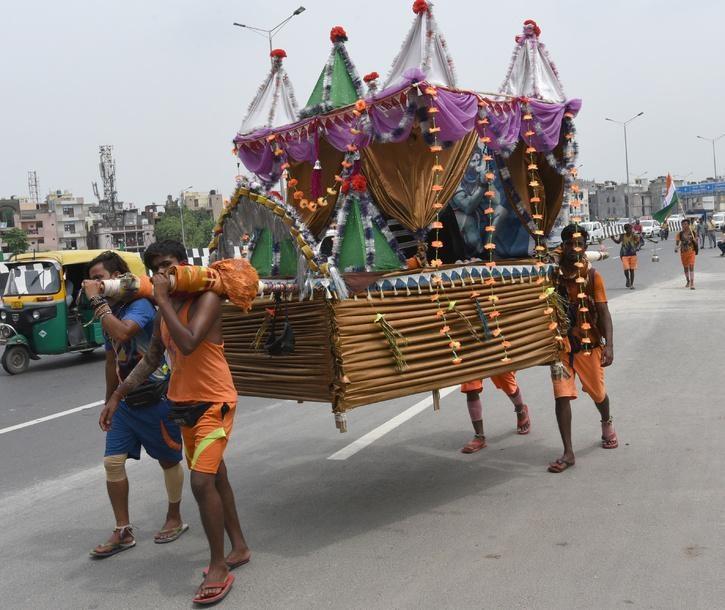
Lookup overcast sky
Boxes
[2,0,723,206]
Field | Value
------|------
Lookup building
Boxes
[89,207,155,253]
[46,191,95,250]
[19,205,58,252]
[181,190,224,219]
[588,180,650,220]
[0,197,21,257]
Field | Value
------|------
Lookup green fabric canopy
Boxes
[338,199,401,272]
[303,49,359,112]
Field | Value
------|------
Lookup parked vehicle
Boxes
[0,250,145,374]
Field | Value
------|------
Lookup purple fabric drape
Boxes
[429,89,479,142]
[237,141,278,183]
[484,101,522,152]
[284,130,317,163]
[525,98,582,152]
[234,79,582,177]
[322,115,372,151]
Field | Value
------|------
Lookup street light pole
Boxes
[696,134,725,179]
[234,6,306,64]
[179,186,193,249]
[606,112,644,218]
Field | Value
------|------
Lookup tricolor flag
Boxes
[653,174,679,223]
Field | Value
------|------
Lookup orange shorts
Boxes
[181,402,235,474]
[621,255,637,271]
[552,347,606,403]
[461,371,518,395]
[680,251,696,267]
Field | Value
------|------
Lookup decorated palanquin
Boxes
[209,3,582,431]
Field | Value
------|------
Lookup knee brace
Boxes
[104,454,128,483]
[163,462,184,504]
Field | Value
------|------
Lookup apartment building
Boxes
[181,190,224,219]
[47,191,94,250]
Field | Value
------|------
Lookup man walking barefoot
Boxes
[85,251,187,559]
[548,225,618,474]
[102,241,252,605]
[460,372,531,453]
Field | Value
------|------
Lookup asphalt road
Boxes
[1,241,723,609]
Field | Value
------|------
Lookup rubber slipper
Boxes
[154,523,189,544]
[193,573,235,606]
[202,556,251,577]
[461,436,487,453]
[89,539,136,559]
[547,459,575,473]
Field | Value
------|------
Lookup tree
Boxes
[3,228,29,255]
[154,202,214,249]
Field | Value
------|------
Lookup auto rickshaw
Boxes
[0,250,146,374]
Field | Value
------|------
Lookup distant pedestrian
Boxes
[660,222,669,241]
[547,224,618,474]
[675,219,698,289]
[459,372,531,453]
[706,217,717,248]
[717,225,725,256]
[611,224,641,289]
[696,219,707,248]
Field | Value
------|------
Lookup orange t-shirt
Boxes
[160,298,238,405]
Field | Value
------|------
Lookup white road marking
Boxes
[0,400,104,436]
[327,386,457,460]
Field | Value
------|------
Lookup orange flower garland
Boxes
[478,106,511,363]
[426,86,461,365]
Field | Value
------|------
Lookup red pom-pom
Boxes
[523,19,541,37]
[270,48,287,59]
[351,174,367,192]
[413,0,429,15]
[364,71,380,83]
[330,26,348,43]
[341,179,351,194]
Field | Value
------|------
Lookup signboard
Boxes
[676,181,725,196]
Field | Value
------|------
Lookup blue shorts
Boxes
[104,398,182,463]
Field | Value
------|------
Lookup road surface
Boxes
[1,241,723,609]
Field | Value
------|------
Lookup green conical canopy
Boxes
[338,199,402,272]
[304,48,360,111]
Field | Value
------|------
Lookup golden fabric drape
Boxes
[361,128,477,232]
[503,141,566,235]
[286,138,345,238]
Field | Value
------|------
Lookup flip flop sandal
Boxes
[461,435,487,453]
[202,556,251,577]
[515,405,531,435]
[193,573,235,606]
[601,433,619,449]
[547,459,575,473]
[90,525,136,559]
[154,523,189,544]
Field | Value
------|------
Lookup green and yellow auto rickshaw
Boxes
[0,250,145,374]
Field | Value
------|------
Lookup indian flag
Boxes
[653,174,679,223]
